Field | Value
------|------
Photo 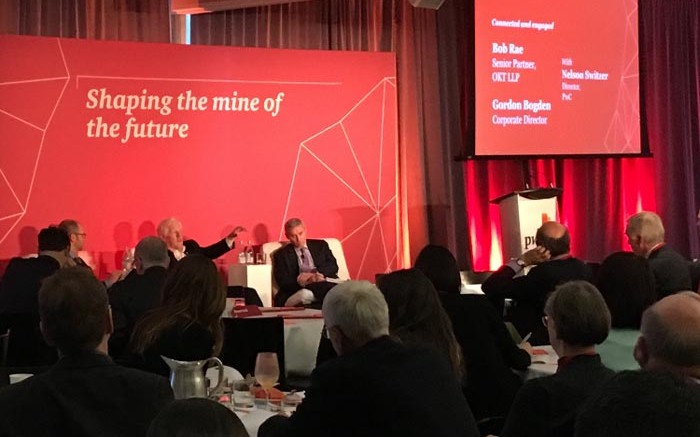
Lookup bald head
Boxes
[637,292,700,373]
[157,217,184,252]
[535,221,570,257]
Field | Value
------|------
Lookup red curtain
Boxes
[0,0,171,42]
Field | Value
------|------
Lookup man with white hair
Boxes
[157,217,245,265]
[259,280,479,437]
[625,211,691,297]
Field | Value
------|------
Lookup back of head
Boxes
[38,226,70,252]
[596,251,656,329]
[575,370,700,437]
[57,219,79,235]
[322,280,389,347]
[639,292,700,369]
[39,267,108,356]
[147,398,249,437]
[376,268,464,380]
[135,236,170,270]
[414,245,461,294]
[535,222,570,257]
[626,211,665,245]
[131,255,225,354]
[545,280,611,346]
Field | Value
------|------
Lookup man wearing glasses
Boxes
[58,219,90,268]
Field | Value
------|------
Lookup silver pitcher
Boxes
[161,355,225,399]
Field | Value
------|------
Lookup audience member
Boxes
[500,281,614,437]
[594,251,656,370]
[272,218,339,307]
[482,221,593,345]
[157,217,245,264]
[575,292,700,436]
[575,370,700,437]
[0,226,73,365]
[258,280,479,437]
[376,268,464,381]
[625,211,691,297]
[633,291,700,377]
[414,245,531,426]
[58,219,90,268]
[109,236,170,359]
[148,398,249,437]
[127,255,225,377]
[0,267,173,436]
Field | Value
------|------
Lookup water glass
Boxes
[232,380,255,409]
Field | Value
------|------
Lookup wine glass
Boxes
[255,352,280,409]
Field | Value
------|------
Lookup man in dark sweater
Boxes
[482,221,592,345]
[625,211,691,298]
[0,267,173,437]
[501,281,615,437]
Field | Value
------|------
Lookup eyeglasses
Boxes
[73,233,87,237]
[541,315,549,327]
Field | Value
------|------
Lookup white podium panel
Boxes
[496,192,558,261]
[228,264,273,307]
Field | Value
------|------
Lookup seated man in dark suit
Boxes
[0,267,173,437]
[259,281,479,437]
[157,217,245,265]
[57,219,90,268]
[272,218,339,307]
[625,211,692,298]
[482,221,592,345]
[501,281,615,437]
[0,226,73,365]
[108,236,170,359]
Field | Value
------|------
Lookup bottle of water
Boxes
[245,240,254,264]
[238,240,247,265]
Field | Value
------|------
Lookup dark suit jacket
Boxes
[501,354,615,437]
[272,240,339,306]
[647,245,692,298]
[482,258,593,345]
[108,266,167,359]
[259,336,479,437]
[0,255,60,315]
[167,238,232,266]
[0,255,61,365]
[440,292,530,420]
[0,352,173,437]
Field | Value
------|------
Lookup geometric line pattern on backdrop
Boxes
[0,39,70,245]
[280,77,398,279]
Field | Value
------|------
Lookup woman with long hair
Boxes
[595,251,657,370]
[414,244,531,429]
[128,255,225,377]
[376,268,464,382]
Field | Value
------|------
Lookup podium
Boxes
[490,188,561,261]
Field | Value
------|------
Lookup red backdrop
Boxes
[0,35,399,280]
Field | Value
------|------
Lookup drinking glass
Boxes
[255,252,265,265]
[254,352,279,409]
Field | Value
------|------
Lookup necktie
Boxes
[300,247,312,271]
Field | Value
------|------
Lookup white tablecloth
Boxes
[522,345,558,380]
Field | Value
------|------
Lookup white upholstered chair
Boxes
[261,238,350,301]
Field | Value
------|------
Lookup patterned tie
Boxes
[300,247,312,272]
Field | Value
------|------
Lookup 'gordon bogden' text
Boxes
[491,98,551,127]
